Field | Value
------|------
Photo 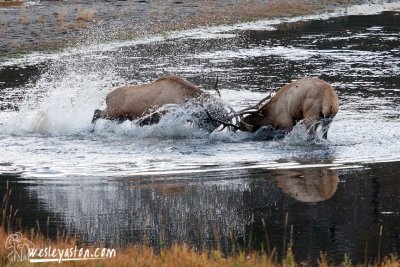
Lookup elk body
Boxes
[91,75,228,132]
[236,77,339,139]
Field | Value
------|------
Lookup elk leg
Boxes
[90,109,106,132]
[320,117,333,139]
[323,129,328,139]
[91,109,104,124]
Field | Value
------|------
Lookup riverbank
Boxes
[0,0,396,59]
[0,227,398,266]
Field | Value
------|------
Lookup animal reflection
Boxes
[269,168,339,202]
[130,183,186,196]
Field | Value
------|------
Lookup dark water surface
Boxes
[0,10,399,264]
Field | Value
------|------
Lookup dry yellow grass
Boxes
[0,1,25,8]
[18,15,29,25]
[36,15,45,24]
[0,227,398,267]
[120,0,316,40]
[76,7,95,22]
[171,0,313,28]
[54,8,68,25]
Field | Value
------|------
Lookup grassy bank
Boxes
[0,227,398,267]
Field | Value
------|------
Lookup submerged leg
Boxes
[91,109,104,124]
[90,109,105,132]
[320,117,333,139]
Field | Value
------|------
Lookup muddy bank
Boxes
[0,0,388,58]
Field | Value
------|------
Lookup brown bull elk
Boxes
[91,75,228,132]
[218,77,339,139]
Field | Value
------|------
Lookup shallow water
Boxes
[0,9,399,264]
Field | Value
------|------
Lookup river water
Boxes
[0,8,399,264]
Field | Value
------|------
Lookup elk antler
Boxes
[205,88,275,132]
[235,89,274,116]
[205,110,240,132]
[225,88,275,123]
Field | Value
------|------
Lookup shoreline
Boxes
[1,0,400,61]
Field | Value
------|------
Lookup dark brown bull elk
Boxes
[217,77,339,139]
[91,75,228,132]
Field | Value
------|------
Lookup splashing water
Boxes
[92,103,221,139]
[283,120,330,146]
[2,61,120,135]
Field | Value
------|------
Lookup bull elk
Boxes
[217,77,339,139]
[91,75,228,132]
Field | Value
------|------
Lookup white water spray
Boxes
[2,61,119,135]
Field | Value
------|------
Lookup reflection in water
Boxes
[2,162,400,264]
[270,168,339,202]
[132,183,187,196]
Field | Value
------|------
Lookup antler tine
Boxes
[205,88,275,130]
[205,110,240,131]
[227,88,275,120]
